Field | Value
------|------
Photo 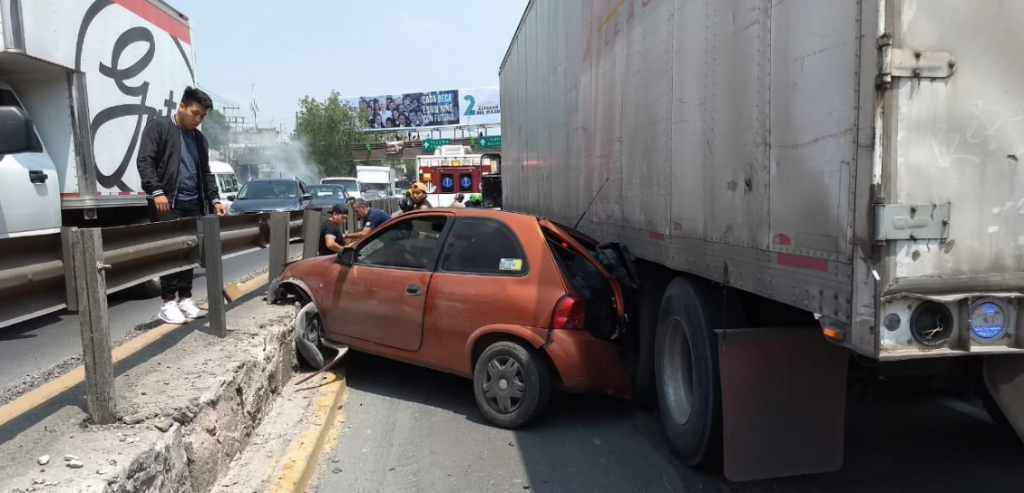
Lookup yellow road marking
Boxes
[597,0,629,32]
[269,371,348,493]
[0,272,270,428]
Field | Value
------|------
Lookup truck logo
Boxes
[76,0,194,192]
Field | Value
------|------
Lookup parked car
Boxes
[228,178,312,215]
[271,209,636,428]
[307,184,352,209]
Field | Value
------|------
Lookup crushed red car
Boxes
[270,209,639,428]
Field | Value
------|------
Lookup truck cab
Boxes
[0,82,61,238]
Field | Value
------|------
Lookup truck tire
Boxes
[473,340,552,429]
[655,277,722,468]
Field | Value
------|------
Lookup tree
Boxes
[203,108,230,155]
[295,91,366,178]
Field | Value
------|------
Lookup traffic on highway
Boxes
[1,0,1023,492]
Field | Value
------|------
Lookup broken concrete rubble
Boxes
[0,297,297,493]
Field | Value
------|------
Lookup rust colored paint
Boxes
[276,209,632,397]
[546,330,633,399]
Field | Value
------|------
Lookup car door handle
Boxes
[406,284,422,296]
[29,170,47,184]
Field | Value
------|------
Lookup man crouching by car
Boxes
[136,86,227,325]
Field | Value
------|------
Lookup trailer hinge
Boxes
[876,39,957,89]
[873,204,951,242]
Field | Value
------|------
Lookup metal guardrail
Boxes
[0,196,402,423]
[0,198,403,331]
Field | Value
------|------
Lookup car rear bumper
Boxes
[544,330,633,400]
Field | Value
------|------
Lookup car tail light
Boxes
[552,295,586,330]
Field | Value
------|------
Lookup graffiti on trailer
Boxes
[75,0,194,192]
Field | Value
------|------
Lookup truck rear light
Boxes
[552,295,586,330]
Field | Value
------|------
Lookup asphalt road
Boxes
[317,353,1024,493]
[0,244,301,392]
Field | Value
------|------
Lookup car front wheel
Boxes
[293,302,336,369]
[473,341,551,429]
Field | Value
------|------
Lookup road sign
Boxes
[422,139,451,152]
[479,136,502,148]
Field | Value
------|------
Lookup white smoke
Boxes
[260,140,320,184]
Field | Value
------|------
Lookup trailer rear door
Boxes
[886,0,1024,292]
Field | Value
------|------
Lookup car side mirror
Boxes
[337,247,355,266]
[0,107,38,155]
[302,193,313,201]
[226,194,236,201]
[345,197,356,205]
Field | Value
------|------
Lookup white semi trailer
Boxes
[500,0,1024,480]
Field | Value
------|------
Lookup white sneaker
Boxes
[158,301,187,324]
[178,298,205,319]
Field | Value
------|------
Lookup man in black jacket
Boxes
[136,87,227,324]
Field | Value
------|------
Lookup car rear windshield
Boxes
[544,230,617,340]
[237,181,297,200]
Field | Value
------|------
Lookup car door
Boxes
[0,86,60,237]
[327,213,452,351]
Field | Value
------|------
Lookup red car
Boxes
[271,209,636,428]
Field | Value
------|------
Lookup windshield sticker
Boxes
[499,258,523,271]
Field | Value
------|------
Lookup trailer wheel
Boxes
[655,277,722,468]
[629,273,669,408]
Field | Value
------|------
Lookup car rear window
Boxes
[441,218,527,276]
[544,231,617,340]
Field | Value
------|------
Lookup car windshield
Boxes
[308,185,347,199]
[322,179,359,193]
[237,181,297,200]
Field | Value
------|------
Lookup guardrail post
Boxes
[269,212,290,282]
[61,227,78,312]
[202,216,227,337]
[302,208,324,259]
[71,228,116,424]
[346,204,359,234]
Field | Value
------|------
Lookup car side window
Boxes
[356,216,448,270]
[441,219,528,276]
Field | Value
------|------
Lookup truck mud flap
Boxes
[983,355,1024,443]
[716,327,848,481]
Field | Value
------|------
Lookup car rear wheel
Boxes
[473,341,551,429]
[655,277,722,469]
[293,302,336,370]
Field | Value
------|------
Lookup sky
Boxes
[171,0,529,133]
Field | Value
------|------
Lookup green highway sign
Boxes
[479,136,502,149]
[422,139,451,152]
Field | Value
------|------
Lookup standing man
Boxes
[399,182,433,212]
[137,87,227,324]
[347,199,391,241]
[319,204,348,256]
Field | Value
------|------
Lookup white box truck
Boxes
[501,0,1024,480]
[0,0,195,238]
[355,165,395,200]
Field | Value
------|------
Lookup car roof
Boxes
[399,208,542,228]
[246,178,298,184]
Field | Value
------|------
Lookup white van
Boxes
[210,161,239,210]
[320,177,361,199]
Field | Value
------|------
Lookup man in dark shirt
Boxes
[319,204,348,256]
[347,199,392,241]
[136,87,227,325]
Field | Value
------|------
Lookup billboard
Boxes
[347,86,499,130]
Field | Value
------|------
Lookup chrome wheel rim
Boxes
[662,317,695,425]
